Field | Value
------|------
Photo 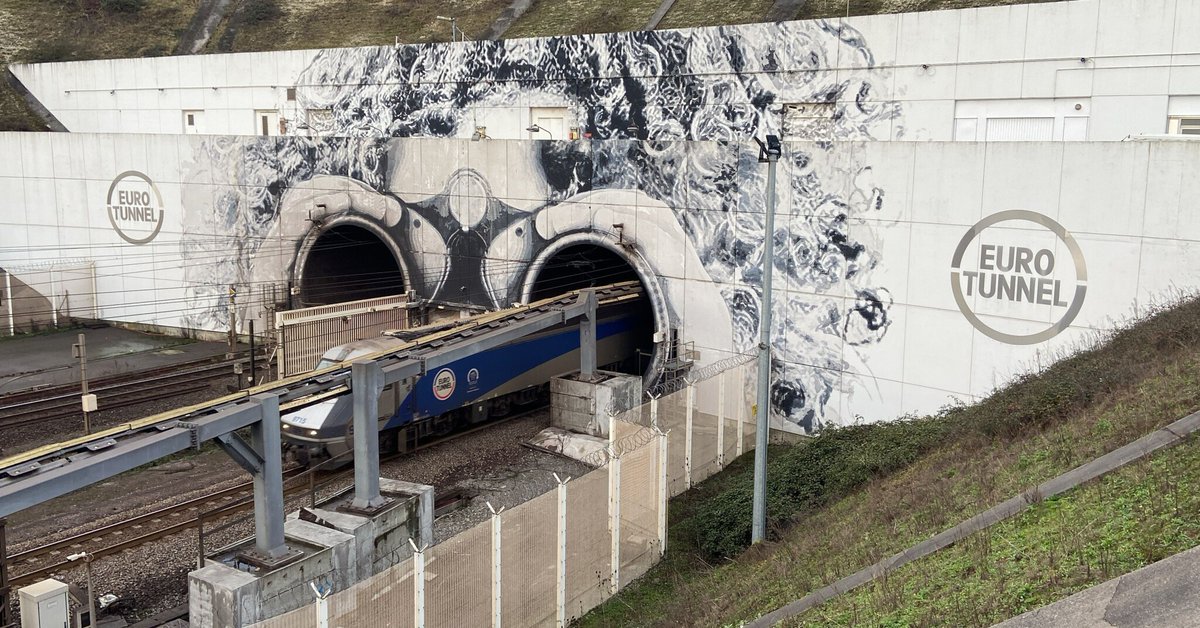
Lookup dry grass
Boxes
[657,0,774,30]
[796,0,1067,20]
[0,0,190,131]
[229,0,513,51]
[503,0,662,39]
[580,297,1200,626]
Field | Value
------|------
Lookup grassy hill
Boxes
[578,296,1200,627]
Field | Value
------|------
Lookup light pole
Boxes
[526,124,553,139]
[435,15,460,42]
[67,552,95,627]
[751,135,781,544]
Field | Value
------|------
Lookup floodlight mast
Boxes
[751,134,782,544]
[435,16,461,42]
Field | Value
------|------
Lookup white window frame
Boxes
[254,109,280,137]
[1168,116,1200,135]
[182,110,204,134]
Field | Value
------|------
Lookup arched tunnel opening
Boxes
[530,244,657,377]
[300,225,407,306]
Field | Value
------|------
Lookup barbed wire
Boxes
[643,352,756,399]
[582,424,658,467]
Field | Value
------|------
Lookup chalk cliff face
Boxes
[180,20,898,433]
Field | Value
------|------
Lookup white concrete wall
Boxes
[1,133,1198,432]
[10,0,1200,142]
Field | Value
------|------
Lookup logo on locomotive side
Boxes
[106,171,165,245]
[432,368,456,401]
[466,368,480,392]
[950,210,1087,345]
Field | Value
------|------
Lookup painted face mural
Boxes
[180,20,901,433]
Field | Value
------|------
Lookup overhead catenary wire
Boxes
[5,255,647,345]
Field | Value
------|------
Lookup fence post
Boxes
[685,382,695,489]
[310,582,330,628]
[411,538,426,628]
[554,473,570,627]
[736,367,746,457]
[609,448,622,595]
[717,372,726,467]
[316,595,328,628]
[656,428,668,555]
[488,502,503,628]
[650,395,659,430]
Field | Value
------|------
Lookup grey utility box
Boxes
[18,579,70,628]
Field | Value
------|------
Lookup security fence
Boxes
[254,356,757,628]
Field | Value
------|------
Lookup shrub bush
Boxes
[241,0,283,25]
[20,40,84,64]
[102,0,147,13]
[683,296,1200,562]
[685,419,949,561]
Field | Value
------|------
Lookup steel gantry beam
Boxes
[0,284,629,563]
[345,287,603,509]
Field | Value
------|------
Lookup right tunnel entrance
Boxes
[529,244,657,378]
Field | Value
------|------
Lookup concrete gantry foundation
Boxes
[188,480,433,628]
[550,370,643,438]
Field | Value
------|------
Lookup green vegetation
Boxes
[0,0,191,130]
[657,0,774,30]
[804,438,1200,626]
[226,0,511,52]
[795,0,1065,20]
[504,0,663,39]
[580,297,1200,627]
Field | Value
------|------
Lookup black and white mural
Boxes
[179,20,902,433]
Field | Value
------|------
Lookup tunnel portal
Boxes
[299,225,407,306]
[529,244,657,377]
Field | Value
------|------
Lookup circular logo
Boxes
[432,368,456,401]
[950,210,1087,345]
[106,171,164,245]
[467,368,480,385]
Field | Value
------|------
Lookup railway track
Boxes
[4,405,543,588]
[0,354,271,431]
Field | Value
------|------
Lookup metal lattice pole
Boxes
[752,137,781,544]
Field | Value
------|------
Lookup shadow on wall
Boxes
[0,269,58,335]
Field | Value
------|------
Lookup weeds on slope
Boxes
[580,296,1200,627]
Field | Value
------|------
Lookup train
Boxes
[280,295,648,464]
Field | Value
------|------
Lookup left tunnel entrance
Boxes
[299,225,406,306]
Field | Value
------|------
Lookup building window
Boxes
[255,110,280,136]
[1169,117,1200,135]
[529,107,567,140]
[782,102,835,141]
[984,117,1054,141]
[182,110,204,134]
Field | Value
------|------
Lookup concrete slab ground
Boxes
[994,544,1200,627]
[0,326,235,392]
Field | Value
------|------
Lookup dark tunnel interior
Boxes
[300,225,407,306]
[530,244,657,376]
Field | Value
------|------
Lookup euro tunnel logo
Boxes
[106,171,164,245]
[950,210,1087,345]
[432,368,456,401]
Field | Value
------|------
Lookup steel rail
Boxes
[10,405,546,587]
[0,353,269,407]
[0,282,640,479]
[0,382,212,427]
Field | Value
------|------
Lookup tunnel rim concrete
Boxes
[293,214,411,307]
[519,231,667,388]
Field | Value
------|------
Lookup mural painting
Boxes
[179,20,900,433]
